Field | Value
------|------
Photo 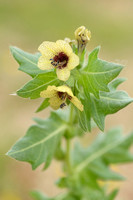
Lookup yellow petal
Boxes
[40,85,57,98]
[56,40,72,55]
[67,53,79,70]
[56,85,73,97]
[38,56,54,70]
[70,96,84,111]
[49,96,64,110]
[38,41,58,58]
[56,68,70,81]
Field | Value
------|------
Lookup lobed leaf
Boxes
[6,112,67,170]
[78,46,123,98]
[77,78,133,131]
[73,128,133,174]
[10,46,44,77]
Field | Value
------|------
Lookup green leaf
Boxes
[106,189,119,200]
[76,47,128,131]
[89,78,133,130]
[17,71,59,99]
[76,97,91,132]
[30,191,52,200]
[10,46,45,78]
[77,78,133,131]
[6,112,67,170]
[36,99,49,113]
[73,128,133,175]
[69,128,133,199]
[77,46,123,98]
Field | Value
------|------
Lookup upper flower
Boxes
[38,40,79,81]
[75,26,91,45]
[40,85,83,111]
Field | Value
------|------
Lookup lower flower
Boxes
[40,85,83,111]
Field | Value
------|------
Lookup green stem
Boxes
[66,138,71,174]
[65,105,74,174]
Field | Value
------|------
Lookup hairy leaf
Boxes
[73,128,133,175]
[17,72,59,99]
[89,78,133,130]
[77,78,133,131]
[78,46,123,98]
[10,46,44,77]
[6,112,67,169]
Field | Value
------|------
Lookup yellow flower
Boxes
[40,85,83,111]
[38,40,79,81]
[75,26,91,53]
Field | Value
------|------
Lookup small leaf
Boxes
[36,99,49,113]
[30,191,51,200]
[17,71,59,99]
[6,112,67,169]
[10,46,44,77]
[106,189,119,200]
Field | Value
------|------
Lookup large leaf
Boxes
[77,78,133,131]
[10,46,44,78]
[88,78,133,131]
[73,128,133,174]
[61,128,133,199]
[17,71,59,99]
[6,112,67,169]
[77,46,123,98]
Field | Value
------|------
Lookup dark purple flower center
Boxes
[58,92,72,101]
[50,52,69,69]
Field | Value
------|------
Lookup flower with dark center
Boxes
[38,40,79,81]
[40,85,83,111]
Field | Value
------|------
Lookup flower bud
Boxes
[64,37,76,47]
[75,26,91,53]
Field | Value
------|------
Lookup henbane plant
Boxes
[7,26,133,200]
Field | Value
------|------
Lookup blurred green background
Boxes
[0,0,133,199]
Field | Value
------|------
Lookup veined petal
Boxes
[38,41,59,57]
[38,56,54,70]
[40,86,57,98]
[56,85,73,97]
[49,96,64,110]
[56,40,72,55]
[70,96,84,111]
[56,68,70,81]
[67,53,79,70]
